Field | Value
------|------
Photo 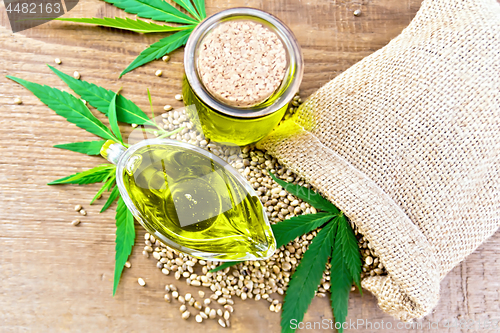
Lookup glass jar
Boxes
[183,7,304,146]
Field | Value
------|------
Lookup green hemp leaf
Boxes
[54,0,207,76]
[119,28,193,77]
[54,140,107,156]
[107,92,123,144]
[101,186,120,213]
[90,171,116,205]
[49,65,155,127]
[281,220,338,333]
[113,197,136,296]
[101,0,198,24]
[7,76,120,142]
[8,73,181,295]
[47,164,116,185]
[56,17,193,33]
[329,218,352,333]
[269,171,340,214]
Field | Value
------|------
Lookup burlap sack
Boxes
[257,0,500,322]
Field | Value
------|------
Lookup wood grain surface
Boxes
[1,0,500,332]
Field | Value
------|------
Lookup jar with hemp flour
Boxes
[183,7,303,146]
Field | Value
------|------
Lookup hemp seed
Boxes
[181,311,190,320]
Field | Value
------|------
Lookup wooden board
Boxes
[1,0,499,332]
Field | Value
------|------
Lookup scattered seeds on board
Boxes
[141,95,386,321]
[131,123,138,128]
[138,278,146,286]
[164,294,171,303]
[71,219,80,226]
[182,311,190,320]
[79,209,87,216]
[155,70,163,77]
[125,261,131,268]
[73,71,81,80]
[195,314,203,323]
[74,204,82,212]
[13,97,22,104]
[162,55,170,62]
[163,105,173,111]
[175,94,183,101]
[54,58,62,64]
[354,9,362,16]
[218,319,226,328]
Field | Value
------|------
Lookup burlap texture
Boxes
[257,0,500,322]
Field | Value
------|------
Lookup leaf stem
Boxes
[147,88,157,126]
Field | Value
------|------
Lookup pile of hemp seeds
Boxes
[131,93,387,327]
